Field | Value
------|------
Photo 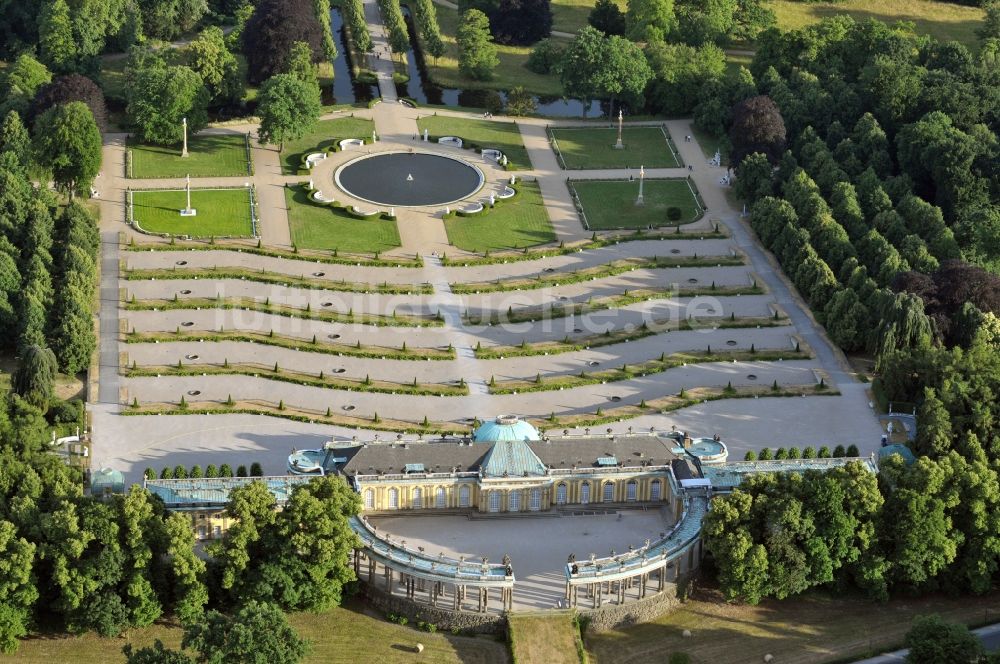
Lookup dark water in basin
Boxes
[336,152,483,206]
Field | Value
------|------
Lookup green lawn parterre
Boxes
[280,116,376,174]
[443,179,555,252]
[129,134,251,179]
[550,126,681,169]
[571,178,702,230]
[416,115,532,170]
[131,188,254,238]
[285,186,401,254]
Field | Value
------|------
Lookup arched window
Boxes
[626,480,637,501]
[530,488,541,511]
[651,479,662,501]
[508,491,521,512]
[580,483,590,504]
[412,487,423,509]
[436,487,446,508]
[364,489,374,509]
[459,485,471,507]
[488,491,500,512]
[388,487,399,509]
[603,482,614,502]
[556,483,567,505]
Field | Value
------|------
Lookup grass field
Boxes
[544,0,984,45]
[572,178,701,230]
[286,187,401,254]
[585,588,1000,664]
[444,180,555,252]
[508,615,581,664]
[0,600,510,664]
[425,6,566,97]
[132,188,254,238]
[129,135,251,179]
[550,0,625,34]
[280,116,376,174]
[551,126,681,169]
[769,0,985,46]
[417,115,531,170]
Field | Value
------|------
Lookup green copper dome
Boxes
[472,415,541,443]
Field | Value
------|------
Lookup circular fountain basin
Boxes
[335,152,484,207]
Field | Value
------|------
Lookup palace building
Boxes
[289,415,697,518]
[142,416,878,620]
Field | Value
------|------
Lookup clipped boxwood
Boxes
[442,184,519,220]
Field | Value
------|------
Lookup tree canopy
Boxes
[30,74,108,132]
[256,74,321,152]
[729,95,786,166]
[457,10,499,81]
[905,614,983,664]
[560,27,652,113]
[489,0,552,46]
[126,62,209,145]
[242,0,326,85]
[32,101,102,198]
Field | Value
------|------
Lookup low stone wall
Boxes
[361,584,506,635]
[578,578,691,632]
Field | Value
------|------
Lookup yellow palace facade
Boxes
[332,416,690,518]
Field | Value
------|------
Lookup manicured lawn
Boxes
[585,588,1000,664]
[131,188,254,238]
[417,115,531,170]
[508,615,580,664]
[572,179,701,230]
[551,126,681,169]
[550,0,625,34]
[425,6,566,97]
[285,187,401,254]
[444,180,555,252]
[280,116,376,174]
[0,600,510,664]
[129,134,250,179]
[769,0,984,46]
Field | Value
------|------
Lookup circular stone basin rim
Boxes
[334,151,484,208]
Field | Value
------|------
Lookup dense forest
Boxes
[701,9,1000,605]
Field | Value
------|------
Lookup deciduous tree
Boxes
[181,601,307,664]
[187,27,245,106]
[126,64,209,146]
[905,614,983,664]
[457,10,499,81]
[625,0,676,43]
[30,74,108,132]
[489,0,552,46]
[38,0,77,72]
[256,74,320,152]
[589,0,626,35]
[0,520,37,654]
[242,0,326,85]
[729,95,786,166]
[32,101,101,198]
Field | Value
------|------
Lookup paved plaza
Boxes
[90,65,883,481]
[371,511,671,610]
